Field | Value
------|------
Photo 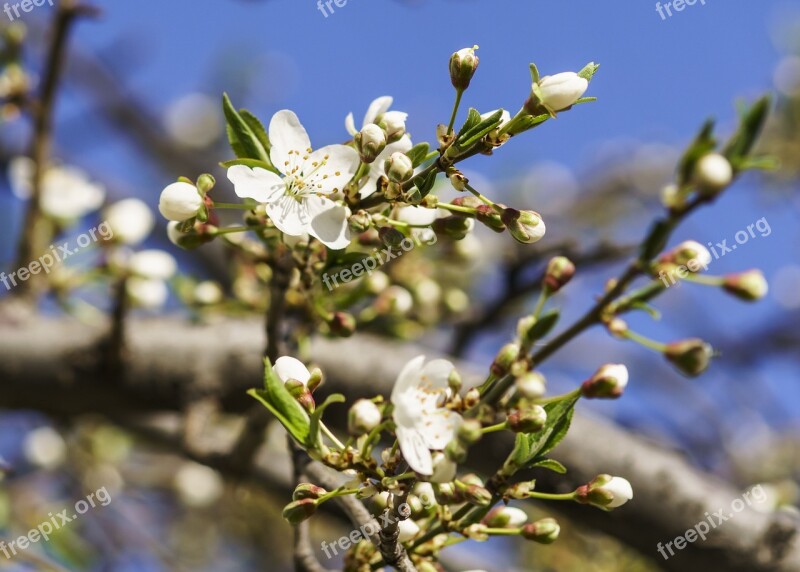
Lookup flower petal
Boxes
[391,355,426,403]
[396,426,433,475]
[273,356,311,385]
[304,195,351,250]
[269,110,312,175]
[267,195,310,236]
[305,145,359,195]
[227,165,285,203]
[363,96,393,127]
[419,359,455,393]
[420,409,462,450]
[344,112,357,136]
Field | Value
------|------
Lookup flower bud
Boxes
[664,338,714,377]
[526,72,589,115]
[384,152,414,184]
[581,364,629,399]
[327,311,357,338]
[661,240,712,272]
[349,210,372,233]
[448,369,462,394]
[282,498,318,524]
[348,399,382,436]
[432,216,475,240]
[575,475,633,511]
[159,181,203,222]
[723,269,768,301]
[354,124,387,164]
[196,173,215,195]
[292,483,327,501]
[285,379,315,413]
[397,519,421,542]
[433,483,459,504]
[543,256,576,293]
[447,167,469,191]
[476,204,506,232]
[456,481,493,507]
[521,517,560,543]
[501,208,546,244]
[457,419,483,446]
[376,110,407,144]
[445,440,468,464]
[491,343,520,377]
[484,506,528,528]
[307,368,324,393]
[515,372,546,400]
[463,523,489,541]
[449,45,479,91]
[693,153,733,195]
[430,452,458,483]
[378,226,405,248]
[103,199,154,246]
[505,481,535,500]
[463,387,480,409]
[507,405,547,434]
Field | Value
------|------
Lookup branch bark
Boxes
[0,314,797,572]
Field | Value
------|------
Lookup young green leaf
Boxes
[248,359,311,446]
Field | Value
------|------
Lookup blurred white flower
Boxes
[174,462,224,507]
[397,519,421,542]
[9,157,105,221]
[129,250,177,280]
[164,93,223,149]
[103,198,155,245]
[127,277,169,309]
[194,281,223,305]
[23,426,66,470]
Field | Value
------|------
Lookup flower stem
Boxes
[320,422,345,449]
[622,329,668,353]
[213,202,254,210]
[447,89,464,134]
[527,491,577,502]
[481,421,508,434]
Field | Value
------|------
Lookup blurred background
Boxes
[1,0,799,570]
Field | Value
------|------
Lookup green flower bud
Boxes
[723,269,768,301]
[328,311,357,338]
[507,405,547,433]
[581,364,629,399]
[502,208,546,244]
[196,173,216,195]
[484,506,528,528]
[349,209,372,233]
[378,226,405,248]
[384,152,414,184]
[522,517,560,544]
[449,45,480,91]
[515,372,546,400]
[433,216,475,240]
[348,399,382,436]
[445,439,468,464]
[355,124,386,164]
[292,483,327,501]
[492,343,521,377]
[575,474,633,511]
[458,419,483,446]
[282,498,318,525]
[476,204,506,232]
[664,338,714,377]
[455,481,493,507]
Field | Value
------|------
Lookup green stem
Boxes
[211,226,250,236]
[622,329,668,353]
[527,491,577,502]
[447,89,464,134]
[438,203,476,216]
[535,388,581,406]
[213,202,254,210]
[532,289,548,319]
[320,422,345,449]
[481,421,508,434]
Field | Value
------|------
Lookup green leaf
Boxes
[677,119,717,185]
[529,458,567,474]
[456,108,483,140]
[240,109,271,153]
[406,143,431,168]
[222,93,272,166]
[526,393,580,460]
[220,158,275,170]
[412,169,438,198]
[526,309,560,342]
[577,62,600,82]
[639,218,673,263]
[504,433,531,473]
[723,95,771,169]
[248,359,311,446]
[458,109,504,148]
[630,300,662,320]
[307,394,345,449]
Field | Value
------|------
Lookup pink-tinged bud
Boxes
[476,204,506,232]
[693,153,733,195]
[660,240,712,272]
[328,311,357,338]
[501,208,546,244]
[455,481,493,506]
[543,256,576,293]
[449,45,480,91]
[285,379,315,413]
[292,483,327,501]
[664,339,714,377]
[575,475,633,511]
[507,405,547,433]
[581,364,629,399]
[484,506,528,528]
[521,517,561,543]
[723,269,768,301]
[282,498,318,524]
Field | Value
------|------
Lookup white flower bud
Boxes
[666,240,712,271]
[449,46,480,91]
[693,153,733,195]
[581,364,629,399]
[354,124,387,164]
[603,476,634,508]
[378,111,407,143]
[529,72,588,113]
[515,372,547,400]
[103,198,155,245]
[484,506,528,528]
[502,209,546,244]
[397,519,421,542]
[348,399,382,436]
[158,181,203,222]
[723,269,768,301]
[577,475,633,510]
[384,152,414,184]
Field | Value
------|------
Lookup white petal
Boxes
[420,409,462,450]
[227,165,285,204]
[8,156,34,199]
[273,356,311,385]
[304,195,351,250]
[345,112,357,136]
[419,359,455,393]
[363,96,393,127]
[267,195,309,236]
[397,206,438,226]
[396,426,433,475]
[305,145,359,195]
[391,355,426,403]
[269,110,312,175]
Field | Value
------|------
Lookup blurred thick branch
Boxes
[0,313,797,572]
